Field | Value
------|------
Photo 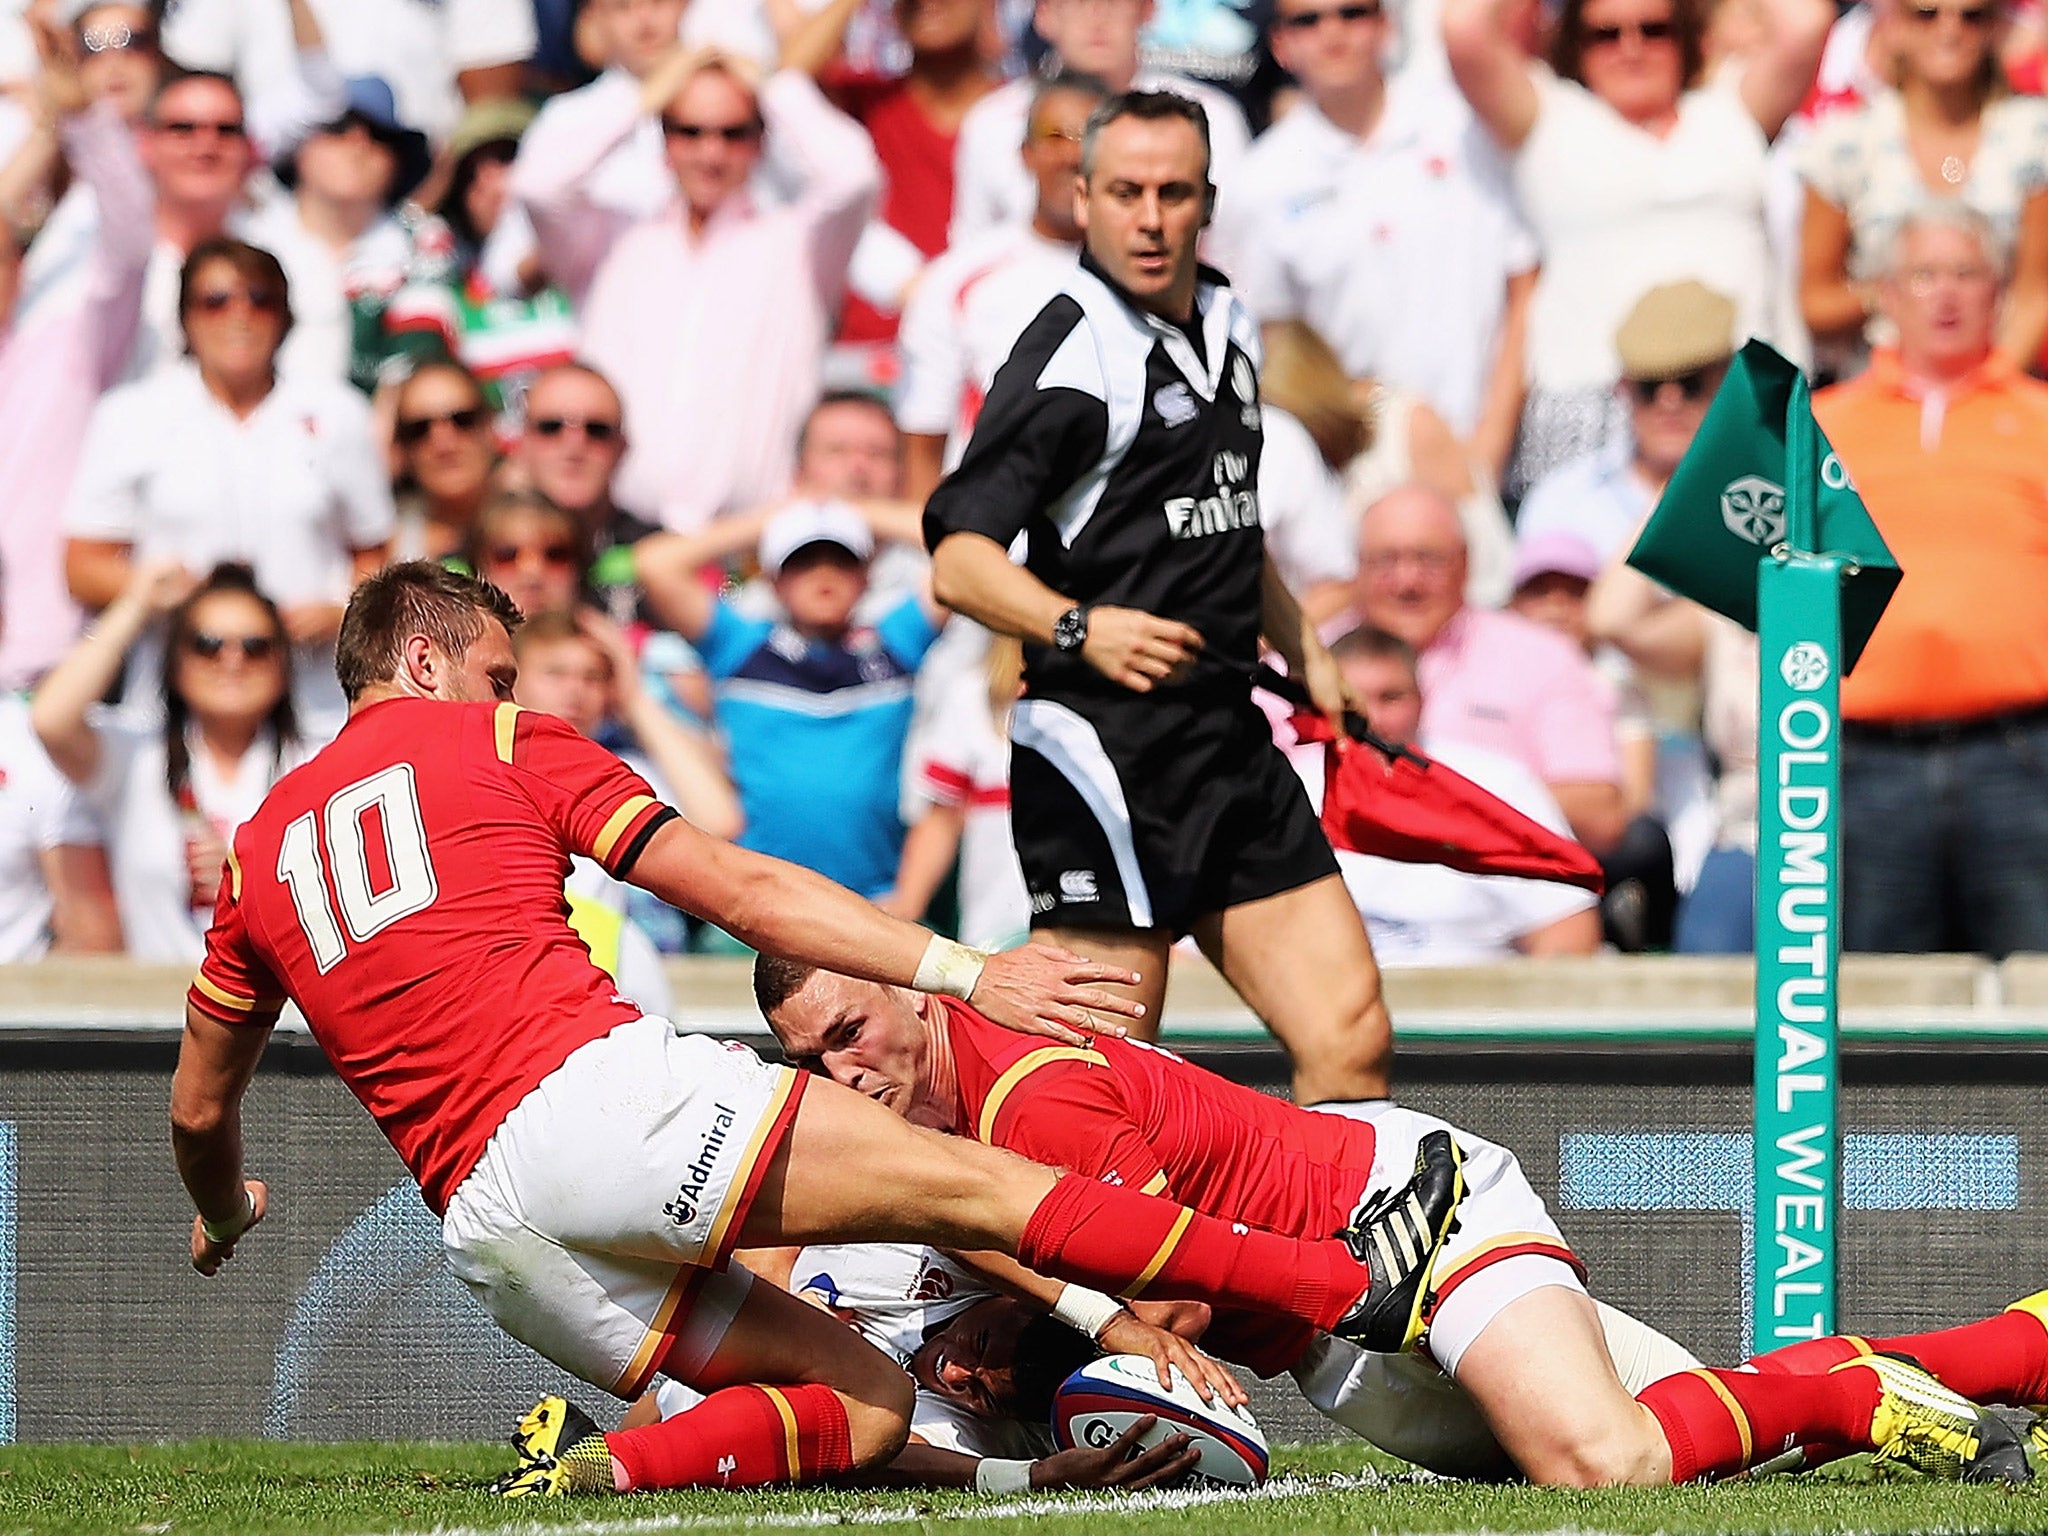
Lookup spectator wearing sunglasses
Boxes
[504,0,775,308]
[1799,0,2048,377]
[11,70,253,388]
[510,362,663,627]
[1222,0,1535,488]
[531,47,878,534]
[390,361,497,561]
[61,239,394,730]
[1444,0,1832,499]
[1515,280,1736,566]
[466,490,592,618]
[32,560,318,961]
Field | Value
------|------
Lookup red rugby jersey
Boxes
[942,998,1376,1234]
[188,698,675,1213]
[939,999,1381,1374]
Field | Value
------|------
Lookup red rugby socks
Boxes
[1016,1171,1367,1333]
[1750,1301,2048,1407]
[1637,1364,1886,1482]
[606,1383,854,1491]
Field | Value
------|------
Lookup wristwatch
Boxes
[1052,605,1090,653]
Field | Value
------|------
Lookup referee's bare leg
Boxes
[1032,926,1174,1039]
[1188,875,1393,1105]
[1039,874,1394,1106]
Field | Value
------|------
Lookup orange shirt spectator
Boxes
[1813,203,2048,958]
[1815,351,2048,726]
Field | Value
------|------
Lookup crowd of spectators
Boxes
[2,0,2046,973]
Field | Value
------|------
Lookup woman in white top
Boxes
[32,560,317,961]
[1799,0,2048,375]
[61,239,394,730]
[1443,0,1832,495]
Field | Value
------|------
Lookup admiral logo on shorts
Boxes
[662,1100,739,1228]
[1059,869,1099,901]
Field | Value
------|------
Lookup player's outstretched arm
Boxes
[170,1005,273,1276]
[627,817,1145,1043]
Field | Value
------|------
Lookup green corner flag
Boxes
[1627,340,1902,671]
[1623,337,1906,1356]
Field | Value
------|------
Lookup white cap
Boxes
[758,499,875,577]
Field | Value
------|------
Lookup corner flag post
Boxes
[1621,339,1899,1354]
[1751,375,1842,1355]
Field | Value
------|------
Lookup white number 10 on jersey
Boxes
[277,764,440,973]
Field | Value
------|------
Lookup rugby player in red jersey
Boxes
[170,563,1469,1498]
[761,963,2046,1487]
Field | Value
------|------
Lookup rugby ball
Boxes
[1051,1354,1270,1486]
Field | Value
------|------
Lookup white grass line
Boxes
[357,1473,1440,1536]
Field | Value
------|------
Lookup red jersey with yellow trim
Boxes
[942,998,1377,1236]
[940,997,1378,1373]
[188,697,677,1214]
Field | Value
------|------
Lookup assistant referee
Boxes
[923,89,1390,1108]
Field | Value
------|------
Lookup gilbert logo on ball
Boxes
[1051,1354,1269,1486]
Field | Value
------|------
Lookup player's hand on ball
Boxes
[1098,1309,1247,1408]
[970,945,1145,1045]
[1031,1416,1197,1491]
[190,1179,266,1277]
[1080,607,1204,693]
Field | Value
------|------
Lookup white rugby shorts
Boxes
[442,1016,806,1398]
[1313,1101,1586,1377]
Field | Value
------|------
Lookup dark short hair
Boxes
[1080,89,1211,184]
[1549,0,1705,90]
[1026,68,1113,142]
[753,952,822,1026]
[178,237,292,346]
[797,389,897,460]
[510,608,608,674]
[1008,1312,1102,1421]
[335,561,523,701]
[1328,624,1418,673]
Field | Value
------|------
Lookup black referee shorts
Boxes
[1008,688,1338,937]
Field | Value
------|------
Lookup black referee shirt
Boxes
[923,251,1267,701]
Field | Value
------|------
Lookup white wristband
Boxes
[913,933,987,1000]
[200,1187,255,1244]
[974,1457,1034,1494]
[1051,1283,1125,1340]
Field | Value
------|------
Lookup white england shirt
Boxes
[894,224,1079,471]
[0,696,101,962]
[1224,78,1535,439]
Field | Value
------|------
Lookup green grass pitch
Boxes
[0,1441,2041,1535]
